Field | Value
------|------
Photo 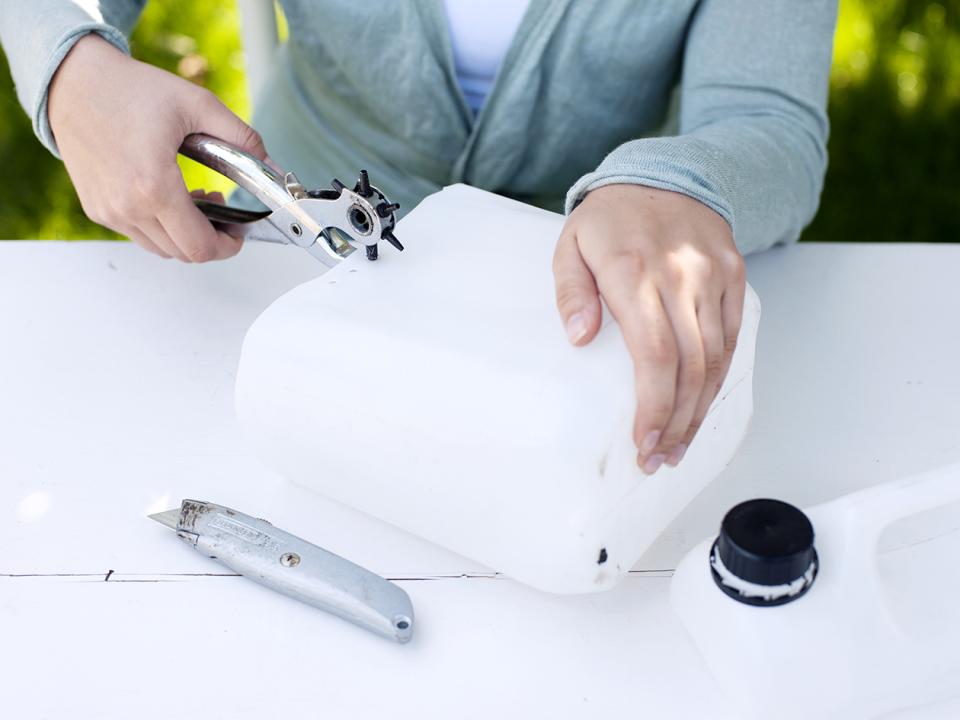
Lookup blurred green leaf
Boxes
[0,0,250,239]
[804,0,960,242]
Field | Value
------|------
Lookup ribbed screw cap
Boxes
[711,498,818,606]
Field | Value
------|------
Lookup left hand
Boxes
[553,184,746,474]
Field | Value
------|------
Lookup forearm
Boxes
[0,0,146,156]
[565,0,838,257]
[565,115,827,257]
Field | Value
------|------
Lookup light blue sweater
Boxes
[0,0,838,255]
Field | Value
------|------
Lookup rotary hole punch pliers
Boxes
[179,133,402,266]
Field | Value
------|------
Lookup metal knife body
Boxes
[150,500,414,643]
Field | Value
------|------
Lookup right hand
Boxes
[48,34,268,262]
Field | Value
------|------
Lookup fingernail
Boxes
[565,312,588,344]
[642,454,666,475]
[665,443,687,467]
[639,430,661,456]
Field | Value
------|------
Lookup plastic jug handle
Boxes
[834,462,960,591]
[841,462,960,535]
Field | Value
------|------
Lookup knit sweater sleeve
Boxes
[564,0,838,256]
[0,0,146,157]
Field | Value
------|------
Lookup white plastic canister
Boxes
[671,462,960,718]
[236,185,762,593]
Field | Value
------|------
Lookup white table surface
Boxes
[2,240,958,719]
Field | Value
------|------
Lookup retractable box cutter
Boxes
[150,500,415,643]
[178,133,402,266]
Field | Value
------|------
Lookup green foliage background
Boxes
[0,0,957,242]
[0,0,252,239]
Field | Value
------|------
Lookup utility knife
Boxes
[150,499,415,643]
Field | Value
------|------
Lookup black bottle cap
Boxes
[713,498,817,599]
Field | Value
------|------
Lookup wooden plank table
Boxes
[2,240,958,718]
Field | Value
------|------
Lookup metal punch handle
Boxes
[179,133,293,210]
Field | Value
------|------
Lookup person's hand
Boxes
[48,34,268,262]
[553,184,746,474]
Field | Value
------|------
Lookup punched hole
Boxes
[394,616,411,631]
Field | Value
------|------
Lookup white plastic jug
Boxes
[236,184,761,593]
[671,462,960,718]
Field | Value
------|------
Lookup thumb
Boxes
[553,229,602,346]
[187,90,268,161]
